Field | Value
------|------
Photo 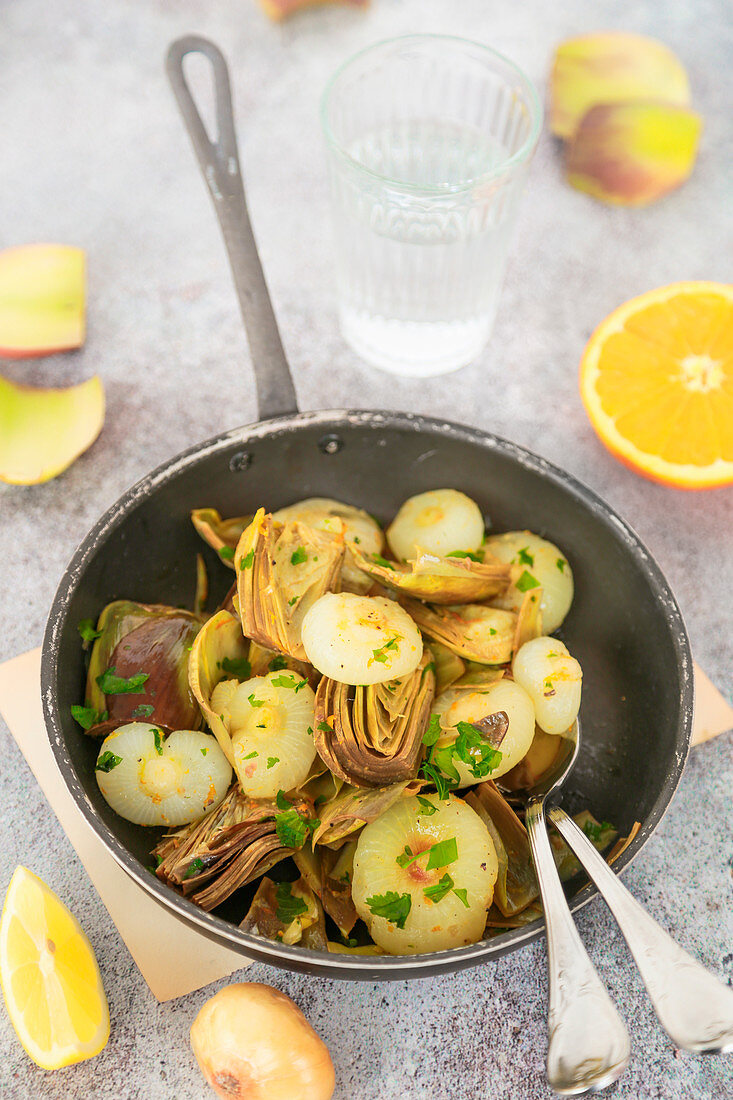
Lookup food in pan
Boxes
[71,488,631,957]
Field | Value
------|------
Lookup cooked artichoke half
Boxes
[273,496,384,595]
[85,600,204,733]
[350,544,510,604]
[188,609,251,764]
[312,779,424,848]
[293,839,359,936]
[236,509,345,660]
[153,785,294,911]
[191,508,254,569]
[402,599,517,664]
[313,653,435,787]
[464,781,537,917]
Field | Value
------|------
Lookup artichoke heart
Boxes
[191,508,254,569]
[153,785,302,912]
[313,653,435,787]
[402,598,517,665]
[237,508,345,660]
[350,544,510,604]
[188,609,251,764]
[86,600,204,733]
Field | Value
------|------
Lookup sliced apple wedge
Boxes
[0,244,85,358]
[0,373,104,484]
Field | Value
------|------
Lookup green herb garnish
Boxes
[517,547,534,567]
[239,549,255,570]
[152,728,164,755]
[221,656,252,681]
[371,636,399,664]
[201,748,208,756]
[70,705,107,731]
[275,882,308,924]
[371,554,396,570]
[515,570,540,592]
[96,667,149,695]
[317,719,334,734]
[446,550,482,562]
[77,618,101,644]
[274,808,308,848]
[269,655,288,671]
[556,558,567,573]
[248,694,265,708]
[267,757,279,769]
[131,703,155,719]
[453,887,469,908]
[416,795,438,817]
[366,891,411,929]
[290,546,308,566]
[183,858,204,880]
[423,873,454,903]
[288,596,298,606]
[95,751,122,772]
[422,713,442,746]
[396,837,457,871]
[242,751,258,760]
[583,819,614,843]
[218,546,235,561]
[454,722,503,779]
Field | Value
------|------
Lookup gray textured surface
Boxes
[1,0,732,1097]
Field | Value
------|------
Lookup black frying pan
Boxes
[40,37,693,980]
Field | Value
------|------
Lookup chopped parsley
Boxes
[317,719,334,734]
[583,819,614,843]
[96,667,149,695]
[422,713,443,746]
[454,721,503,779]
[446,550,482,562]
[416,795,438,817]
[77,618,101,643]
[152,728,164,755]
[453,887,469,908]
[131,703,155,719]
[423,872,454,903]
[517,547,534,567]
[248,694,265,708]
[95,751,122,772]
[274,806,319,849]
[183,858,204,880]
[371,554,396,570]
[396,837,458,871]
[271,674,307,693]
[275,882,308,924]
[242,751,258,760]
[276,790,292,810]
[556,558,567,573]
[239,549,255,570]
[218,545,235,561]
[371,636,399,664]
[353,536,361,544]
[290,546,308,566]
[201,748,208,756]
[288,596,298,606]
[366,891,411,929]
[269,656,287,671]
[70,704,107,731]
[221,656,252,681]
[515,570,540,593]
[267,757,279,769]
[489,627,497,635]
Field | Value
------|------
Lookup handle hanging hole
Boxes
[229,451,253,472]
[319,434,344,455]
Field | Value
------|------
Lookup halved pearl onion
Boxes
[386,489,484,562]
[512,636,582,735]
[442,680,536,783]
[351,794,497,955]
[484,531,574,633]
[301,592,422,686]
[273,497,384,594]
[95,724,232,827]
[221,671,316,798]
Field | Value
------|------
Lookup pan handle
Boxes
[166,36,299,421]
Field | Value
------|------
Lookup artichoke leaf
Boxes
[512,586,543,656]
[402,598,517,665]
[293,839,359,936]
[500,726,564,792]
[240,876,325,946]
[188,609,251,764]
[350,543,510,604]
[312,779,423,847]
[85,600,203,732]
[153,786,294,912]
[313,653,435,787]
[194,553,209,617]
[237,509,345,660]
[427,641,466,695]
[191,508,254,569]
[465,782,538,917]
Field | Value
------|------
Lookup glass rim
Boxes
[320,33,543,196]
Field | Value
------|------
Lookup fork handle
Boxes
[525,797,630,1094]
[548,806,733,1054]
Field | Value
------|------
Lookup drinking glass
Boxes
[321,35,542,377]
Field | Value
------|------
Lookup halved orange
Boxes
[580,282,733,488]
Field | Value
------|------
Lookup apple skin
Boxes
[0,243,85,358]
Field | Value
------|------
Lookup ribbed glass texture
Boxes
[322,36,542,376]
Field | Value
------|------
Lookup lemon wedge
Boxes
[0,867,109,1069]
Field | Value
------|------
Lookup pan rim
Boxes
[41,409,694,978]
